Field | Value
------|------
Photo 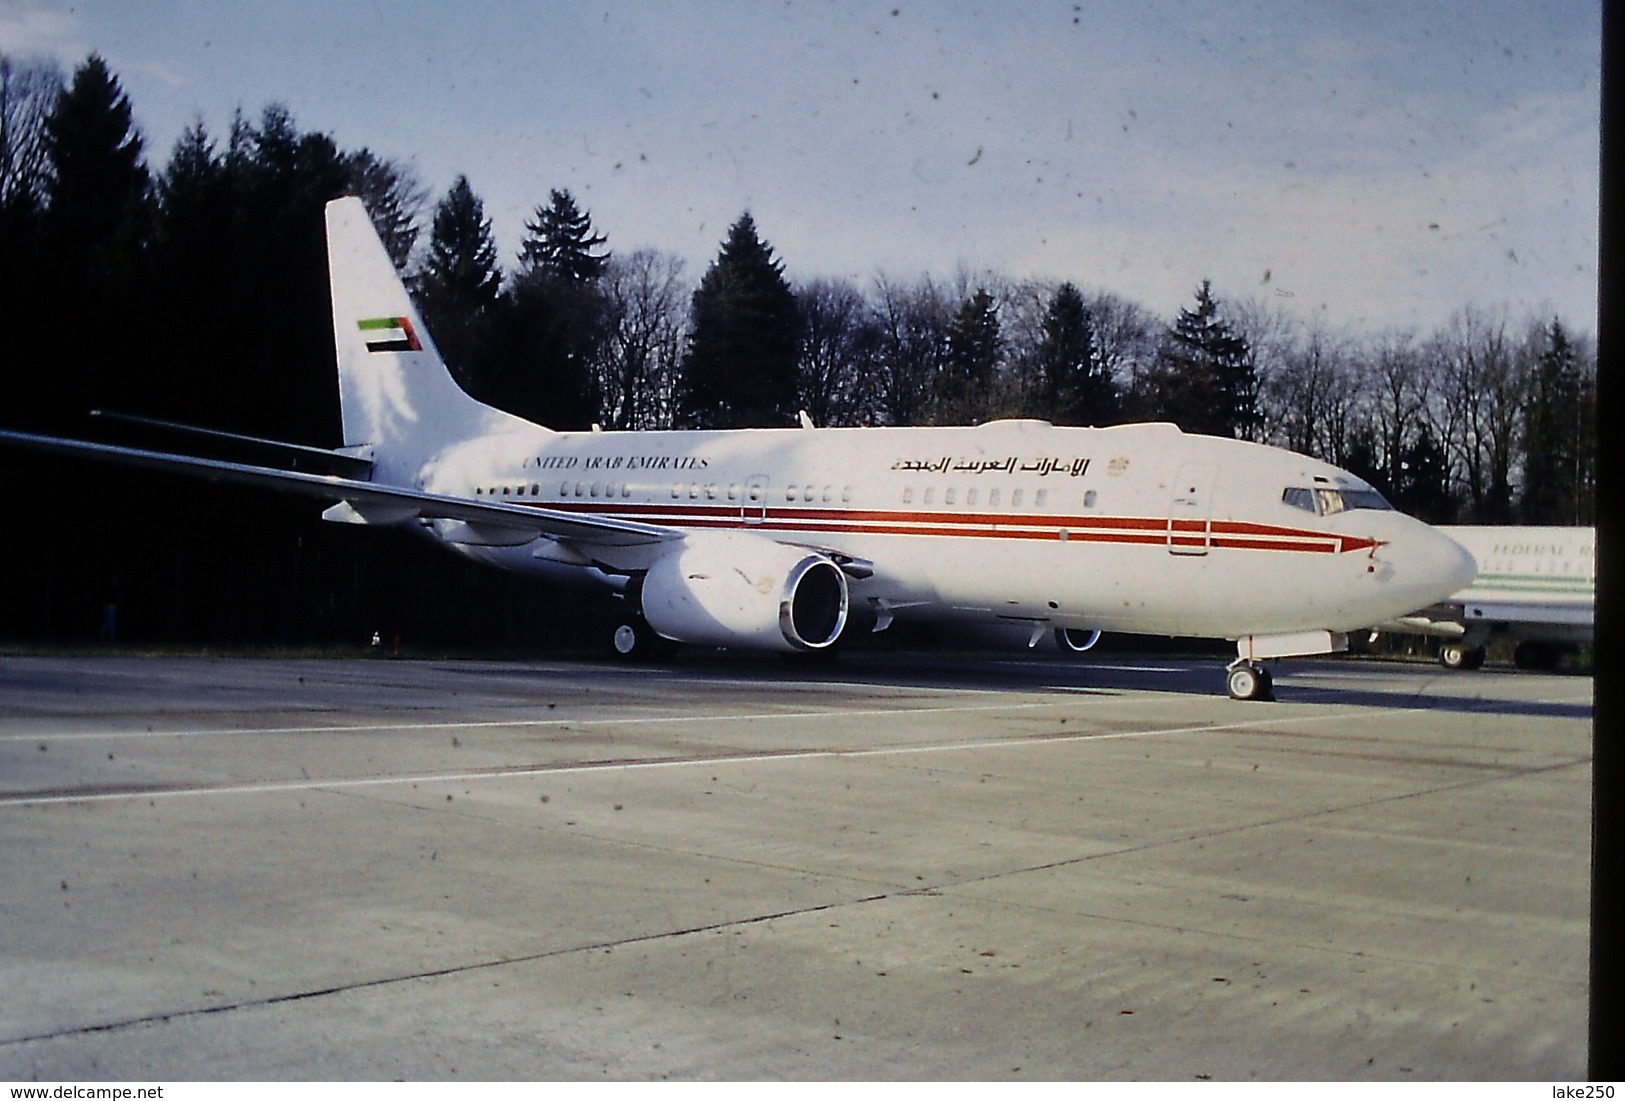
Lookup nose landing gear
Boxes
[1226,659,1275,701]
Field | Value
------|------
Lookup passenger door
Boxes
[1166,462,1216,556]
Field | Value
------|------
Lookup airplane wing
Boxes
[0,429,681,548]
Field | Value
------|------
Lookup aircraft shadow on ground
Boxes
[605,650,1593,721]
[1259,679,1593,720]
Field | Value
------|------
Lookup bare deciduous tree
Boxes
[595,249,689,430]
[796,276,882,427]
[0,54,63,214]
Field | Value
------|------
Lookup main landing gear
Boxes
[1440,641,1486,670]
[1226,659,1275,701]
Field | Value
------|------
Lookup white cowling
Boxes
[640,530,849,652]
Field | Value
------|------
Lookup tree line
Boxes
[0,54,1597,647]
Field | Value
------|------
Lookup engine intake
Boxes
[640,531,849,652]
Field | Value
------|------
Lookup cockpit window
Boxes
[1340,488,1393,511]
[1283,486,1394,516]
[1282,487,1316,513]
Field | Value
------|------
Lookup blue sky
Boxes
[1,0,1600,333]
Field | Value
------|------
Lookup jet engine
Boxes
[639,530,849,652]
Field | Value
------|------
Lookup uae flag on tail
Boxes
[358,316,422,353]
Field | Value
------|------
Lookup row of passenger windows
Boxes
[476,482,633,499]
[474,480,1098,511]
[472,481,856,503]
[900,485,1100,509]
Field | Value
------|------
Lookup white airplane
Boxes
[1375,525,1594,670]
[0,197,1476,700]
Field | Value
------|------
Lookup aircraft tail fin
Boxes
[325,196,531,478]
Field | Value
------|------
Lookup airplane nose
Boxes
[1355,513,1477,618]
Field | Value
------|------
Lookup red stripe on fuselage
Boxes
[503,498,1374,554]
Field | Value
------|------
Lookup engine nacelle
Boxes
[640,531,849,653]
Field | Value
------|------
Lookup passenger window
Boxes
[989,487,1001,507]
[966,487,978,507]
[1083,490,1097,508]
[924,487,936,505]
[786,485,799,502]
[945,487,957,506]
[1011,488,1023,507]
[842,486,853,503]
[903,486,914,504]
[1036,488,1048,508]
[803,486,814,502]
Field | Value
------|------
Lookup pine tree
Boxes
[234,104,350,442]
[477,283,602,430]
[478,187,613,427]
[938,289,1000,423]
[150,120,243,428]
[30,55,154,425]
[1036,281,1116,425]
[344,149,426,273]
[1520,319,1585,524]
[516,188,608,285]
[1391,424,1456,523]
[1145,281,1259,439]
[423,175,501,307]
[43,54,151,264]
[415,175,502,389]
[679,212,801,428]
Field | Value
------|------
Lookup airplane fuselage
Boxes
[407,417,1461,643]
